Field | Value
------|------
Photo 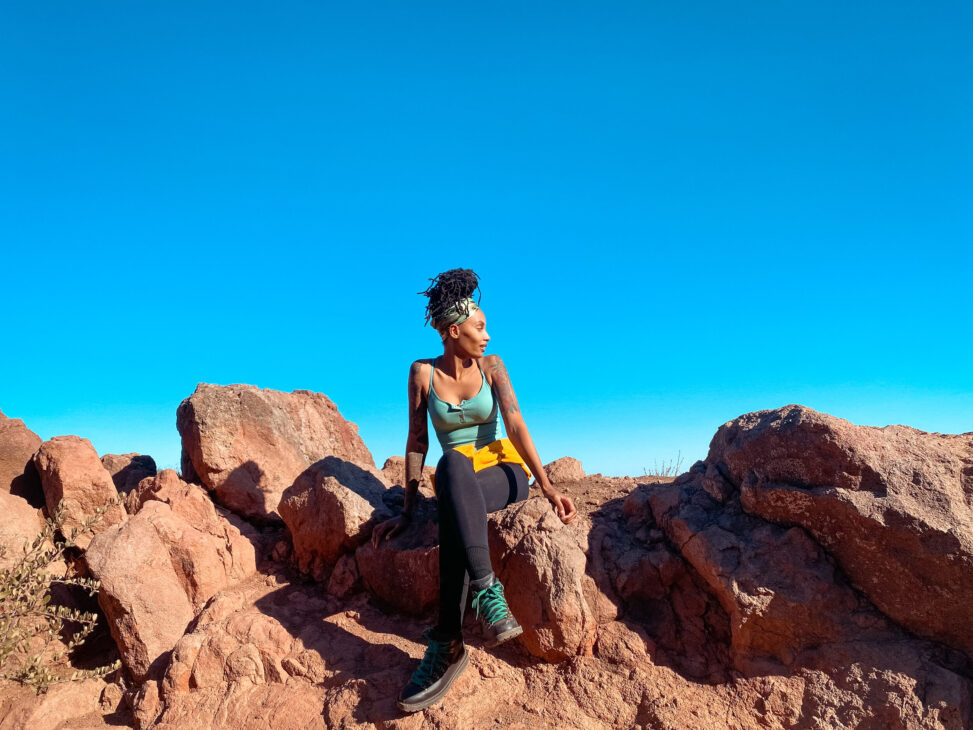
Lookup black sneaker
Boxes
[469,573,523,647]
[397,629,469,713]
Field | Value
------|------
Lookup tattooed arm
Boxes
[483,354,577,523]
[373,360,429,545]
[402,360,429,516]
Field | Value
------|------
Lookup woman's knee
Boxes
[435,450,475,496]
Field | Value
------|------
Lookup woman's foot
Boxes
[397,629,469,713]
[469,573,523,646]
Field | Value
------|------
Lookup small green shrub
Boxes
[0,500,122,693]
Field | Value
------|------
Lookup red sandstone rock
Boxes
[177,383,376,522]
[544,456,586,483]
[592,479,730,680]
[0,677,108,730]
[12,404,970,729]
[32,436,126,549]
[85,513,196,681]
[0,491,44,573]
[86,471,258,680]
[129,469,261,581]
[355,500,440,615]
[100,452,157,494]
[710,404,973,658]
[648,477,873,669]
[278,459,392,581]
[488,497,597,662]
[0,409,43,507]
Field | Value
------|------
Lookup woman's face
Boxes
[450,308,490,357]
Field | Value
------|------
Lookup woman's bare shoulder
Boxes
[479,354,508,385]
[409,359,436,386]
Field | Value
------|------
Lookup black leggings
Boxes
[433,449,529,638]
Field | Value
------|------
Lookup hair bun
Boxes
[419,269,481,326]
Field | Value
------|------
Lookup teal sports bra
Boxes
[427,359,501,450]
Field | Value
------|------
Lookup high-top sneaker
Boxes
[469,572,522,646]
[397,628,469,713]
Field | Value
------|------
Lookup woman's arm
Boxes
[483,355,577,523]
[373,360,429,545]
[403,360,430,515]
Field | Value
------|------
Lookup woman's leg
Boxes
[398,453,528,711]
[434,450,528,637]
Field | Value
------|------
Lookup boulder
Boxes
[0,409,44,507]
[648,477,873,670]
[130,471,259,606]
[709,405,973,658]
[278,458,392,581]
[86,471,259,680]
[355,500,440,615]
[0,490,44,572]
[177,383,375,522]
[488,497,597,662]
[544,456,586,484]
[85,513,196,681]
[101,452,157,494]
[32,435,126,548]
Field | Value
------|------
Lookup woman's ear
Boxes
[448,324,461,340]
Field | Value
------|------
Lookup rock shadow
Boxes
[252,581,423,725]
[107,455,157,494]
[586,480,734,685]
[10,458,45,508]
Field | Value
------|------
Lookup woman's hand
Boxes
[545,490,577,524]
[371,514,412,547]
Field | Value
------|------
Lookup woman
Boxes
[371,268,577,713]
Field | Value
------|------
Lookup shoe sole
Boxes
[396,651,470,713]
[487,623,523,647]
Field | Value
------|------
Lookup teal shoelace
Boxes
[410,638,453,689]
[471,581,510,625]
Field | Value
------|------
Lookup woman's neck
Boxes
[437,344,476,379]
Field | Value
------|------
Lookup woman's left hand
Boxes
[545,490,577,524]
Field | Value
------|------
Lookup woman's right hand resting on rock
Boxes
[542,488,578,524]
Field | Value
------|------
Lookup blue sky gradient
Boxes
[2,2,971,476]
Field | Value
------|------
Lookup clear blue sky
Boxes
[2,2,971,477]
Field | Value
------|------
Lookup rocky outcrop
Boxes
[101,452,157,494]
[591,476,732,681]
[647,474,883,669]
[544,456,586,484]
[177,383,376,522]
[32,436,126,548]
[5,398,973,730]
[709,405,973,658]
[85,470,259,681]
[600,404,973,726]
[0,409,44,507]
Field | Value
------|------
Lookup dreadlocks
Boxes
[419,268,482,327]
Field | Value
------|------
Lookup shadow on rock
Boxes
[252,582,420,726]
[586,479,733,684]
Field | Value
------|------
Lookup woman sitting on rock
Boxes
[371,267,577,713]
